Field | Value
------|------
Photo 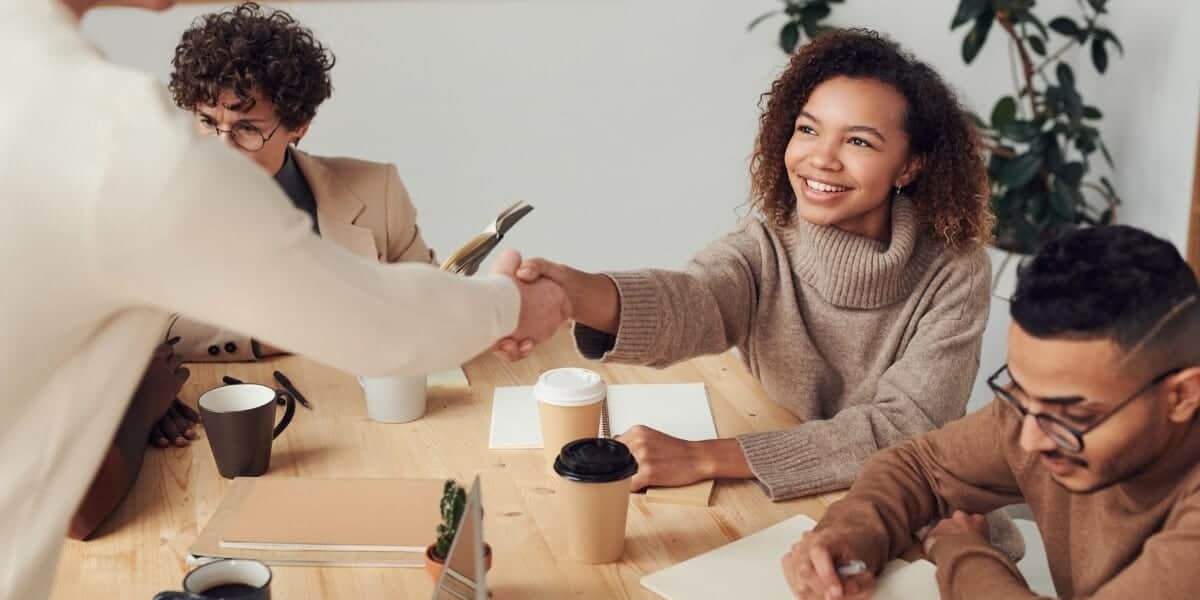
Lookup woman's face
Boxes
[783,76,921,241]
[193,89,308,174]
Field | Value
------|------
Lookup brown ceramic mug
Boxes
[198,384,295,479]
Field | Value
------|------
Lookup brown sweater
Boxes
[817,399,1200,599]
[574,198,991,499]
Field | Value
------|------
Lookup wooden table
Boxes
[51,330,845,599]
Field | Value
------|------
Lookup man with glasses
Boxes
[166,3,436,369]
[781,225,1200,600]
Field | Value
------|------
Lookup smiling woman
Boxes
[502,32,1017,564]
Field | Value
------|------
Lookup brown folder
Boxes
[189,477,443,567]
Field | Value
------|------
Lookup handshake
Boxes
[488,249,593,362]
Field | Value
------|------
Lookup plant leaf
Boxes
[1056,62,1075,89]
[1028,35,1046,56]
[1016,10,1049,39]
[1057,161,1085,186]
[961,8,995,63]
[999,119,1042,142]
[1099,139,1114,168]
[780,20,800,54]
[1103,29,1124,55]
[1051,179,1077,219]
[951,0,989,29]
[1001,151,1043,189]
[747,9,780,32]
[1091,37,1108,73]
[801,3,832,22]
[1082,105,1103,119]
[1048,16,1080,37]
[991,96,1017,129]
[1087,0,1109,14]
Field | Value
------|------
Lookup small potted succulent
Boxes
[423,479,492,582]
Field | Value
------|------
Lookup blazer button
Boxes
[225,342,238,354]
[208,345,220,356]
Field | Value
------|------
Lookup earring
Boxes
[894,185,902,198]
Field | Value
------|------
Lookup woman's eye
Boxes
[796,125,816,135]
[849,137,872,148]
[235,123,260,134]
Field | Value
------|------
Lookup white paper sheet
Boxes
[641,514,938,600]
[488,383,717,449]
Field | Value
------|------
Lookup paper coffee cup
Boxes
[554,438,638,563]
[358,374,428,423]
[535,368,606,472]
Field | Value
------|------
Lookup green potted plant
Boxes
[423,479,492,582]
[752,0,1125,281]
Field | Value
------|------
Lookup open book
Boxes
[439,201,534,276]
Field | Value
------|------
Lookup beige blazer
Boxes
[171,150,435,361]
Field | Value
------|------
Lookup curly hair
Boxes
[750,28,993,248]
[169,2,335,129]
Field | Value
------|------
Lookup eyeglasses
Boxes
[195,114,282,152]
[987,364,1180,453]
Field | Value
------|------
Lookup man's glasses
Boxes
[987,364,1180,453]
[195,114,282,152]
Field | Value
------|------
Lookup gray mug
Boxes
[154,558,272,600]
[198,384,295,479]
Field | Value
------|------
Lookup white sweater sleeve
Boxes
[89,83,519,376]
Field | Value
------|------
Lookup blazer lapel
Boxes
[291,148,380,260]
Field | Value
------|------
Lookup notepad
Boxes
[488,383,718,449]
[189,478,443,567]
[641,514,939,599]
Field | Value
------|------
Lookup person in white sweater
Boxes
[0,1,570,598]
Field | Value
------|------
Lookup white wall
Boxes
[83,0,1199,410]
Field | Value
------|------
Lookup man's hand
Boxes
[490,250,572,361]
[133,341,193,447]
[782,529,875,600]
[922,510,991,556]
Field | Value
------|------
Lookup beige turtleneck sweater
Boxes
[574,198,992,500]
[816,399,1200,599]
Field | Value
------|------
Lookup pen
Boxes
[836,559,867,578]
[273,370,312,410]
[221,376,243,385]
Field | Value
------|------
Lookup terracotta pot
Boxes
[424,543,493,583]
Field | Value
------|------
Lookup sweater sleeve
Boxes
[572,220,766,366]
[812,400,1026,581]
[91,87,519,377]
[735,249,992,499]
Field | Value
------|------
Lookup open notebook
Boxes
[641,514,938,599]
[489,383,717,449]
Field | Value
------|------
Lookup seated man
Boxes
[783,225,1200,599]
[162,2,436,446]
[167,1,436,364]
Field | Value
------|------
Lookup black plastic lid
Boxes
[553,438,638,483]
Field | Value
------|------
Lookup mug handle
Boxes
[273,390,296,439]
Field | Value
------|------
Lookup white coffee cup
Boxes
[357,374,428,423]
[535,368,607,473]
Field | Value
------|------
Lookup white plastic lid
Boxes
[534,368,607,406]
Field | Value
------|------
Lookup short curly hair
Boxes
[169,2,335,129]
[751,28,993,248]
